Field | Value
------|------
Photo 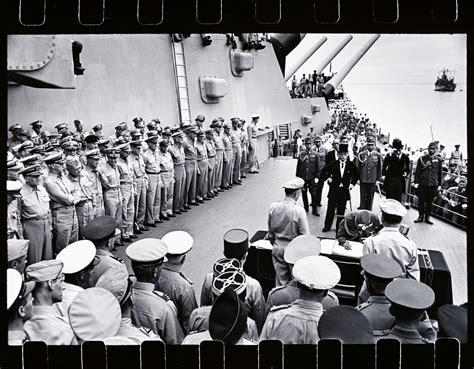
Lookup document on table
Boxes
[252,239,273,250]
[320,239,335,255]
[332,241,364,259]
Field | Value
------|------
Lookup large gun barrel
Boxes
[284,36,328,82]
[323,34,380,97]
[271,34,306,77]
[314,35,353,74]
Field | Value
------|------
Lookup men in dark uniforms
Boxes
[296,137,320,215]
[158,231,198,334]
[126,238,185,344]
[356,137,382,211]
[336,210,381,248]
[320,143,359,232]
[413,142,443,224]
[378,279,435,344]
[382,138,410,202]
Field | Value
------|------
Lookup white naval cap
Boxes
[126,238,168,263]
[284,235,322,264]
[69,287,121,341]
[282,177,305,190]
[162,231,194,255]
[56,240,96,274]
[292,255,341,290]
[7,180,23,192]
[7,269,35,310]
[379,199,407,217]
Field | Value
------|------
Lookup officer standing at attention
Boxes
[8,240,29,274]
[196,130,211,201]
[117,143,136,242]
[169,130,187,215]
[129,139,148,232]
[158,139,175,220]
[212,120,224,193]
[260,255,341,344]
[264,235,339,321]
[247,114,259,174]
[158,231,198,334]
[83,216,128,286]
[126,238,185,344]
[378,279,435,344]
[43,152,79,255]
[205,129,218,198]
[7,269,36,345]
[109,122,127,146]
[182,125,199,206]
[413,141,443,225]
[221,123,233,189]
[296,137,320,216]
[18,166,53,264]
[356,137,382,211]
[100,148,123,246]
[143,134,162,226]
[82,149,105,218]
[267,178,309,286]
[313,136,327,209]
[23,260,77,344]
[240,120,249,178]
[7,180,24,240]
[230,118,243,185]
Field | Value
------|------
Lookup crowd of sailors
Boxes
[288,72,329,98]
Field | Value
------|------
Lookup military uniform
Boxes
[182,330,256,345]
[89,248,128,286]
[68,171,95,239]
[143,144,162,224]
[7,199,23,239]
[83,164,105,218]
[101,154,123,231]
[195,137,210,201]
[169,139,186,213]
[205,132,217,196]
[158,147,175,218]
[356,147,382,211]
[212,127,224,191]
[130,147,147,229]
[247,117,259,172]
[221,130,233,188]
[296,145,320,213]
[183,133,198,206]
[116,318,162,342]
[231,125,242,183]
[117,153,136,238]
[53,282,84,318]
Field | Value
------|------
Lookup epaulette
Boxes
[268,285,287,296]
[179,272,194,285]
[373,329,390,337]
[356,301,373,311]
[110,255,124,263]
[270,304,291,312]
[153,290,171,301]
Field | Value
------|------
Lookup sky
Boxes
[285,34,467,85]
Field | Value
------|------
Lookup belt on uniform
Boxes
[22,214,50,221]
[145,170,160,175]
[160,170,172,173]
[174,162,185,166]
[120,182,133,186]
[185,158,196,162]
[53,204,75,210]
[104,187,119,192]
[76,199,93,207]
[208,155,216,158]
[197,159,208,162]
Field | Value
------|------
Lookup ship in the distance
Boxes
[435,68,456,91]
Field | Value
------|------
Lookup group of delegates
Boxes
[266,177,466,343]
[6,114,262,264]
[289,72,327,98]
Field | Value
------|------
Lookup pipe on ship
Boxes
[284,36,328,82]
[271,34,307,77]
[323,34,381,97]
[313,35,353,75]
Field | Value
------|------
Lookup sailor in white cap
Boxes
[96,268,162,343]
[364,199,419,277]
[7,180,24,240]
[68,287,122,343]
[7,239,30,274]
[260,255,341,344]
[126,238,185,344]
[264,235,339,321]
[23,260,78,345]
[53,240,98,318]
[7,269,35,345]
[247,114,260,173]
[267,178,309,287]
[200,230,266,333]
[157,231,198,334]
[188,270,259,341]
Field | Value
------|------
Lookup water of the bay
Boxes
[343,83,467,154]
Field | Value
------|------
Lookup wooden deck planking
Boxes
[113,156,467,305]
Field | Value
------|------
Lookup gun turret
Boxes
[323,34,380,98]
[313,35,353,75]
[283,36,327,82]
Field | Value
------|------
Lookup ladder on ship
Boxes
[171,39,191,124]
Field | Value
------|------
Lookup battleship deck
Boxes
[113,156,467,305]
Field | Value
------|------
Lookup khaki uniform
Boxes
[83,166,105,218]
[169,144,186,213]
[143,149,162,223]
[195,141,209,200]
[100,162,123,228]
[212,131,224,191]
[205,139,217,196]
[7,200,23,239]
[222,133,233,188]
[231,128,242,182]
[183,137,197,206]
[377,326,430,344]
[68,173,95,239]
[117,157,135,237]
[24,306,77,345]
[53,282,83,318]
[247,123,258,172]
[158,150,175,217]
[130,153,147,229]
[116,318,162,343]
[89,248,128,287]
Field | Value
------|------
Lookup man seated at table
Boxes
[336,210,381,249]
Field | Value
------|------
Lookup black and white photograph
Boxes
[5,32,468,352]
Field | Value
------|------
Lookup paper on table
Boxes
[320,239,335,255]
[251,239,273,250]
[332,241,364,259]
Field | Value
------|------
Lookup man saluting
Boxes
[320,143,359,232]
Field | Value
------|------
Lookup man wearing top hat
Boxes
[43,153,79,255]
[247,114,259,173]
[129,139,149,232]
[126,238,185,344]
[356,137,382,211]
[413,141,443,225]
[320,143,359,232]
[169,130,187,215]
[260,255,341,344]
[84,216,128,286]
[82,149,105,218]
[382,138,410,202]
[7,269,36,345]
[7,180,24,240]
[158,231,198,333]
[268,178,310,286]
[296,137,321,216]
[200,229,266,333]
[8,240,30,274]
[23,260,77,344]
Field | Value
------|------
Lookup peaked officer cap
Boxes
[379,199,407,217]
[293,255,340,290]
[83,216,118,241]
[360,254,403,280]
[385,279,435,310]
[56,240,96,274]
[126,238,168,263]
[162,231,193,255]
[284,235,321,264]
[7,269,35,310]
[282,177,305,190]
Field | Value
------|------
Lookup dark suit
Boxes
[296,149,320,212]
[320,159,359,229]
[382,152,410,202]
[414,154,443,220]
